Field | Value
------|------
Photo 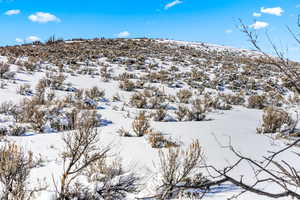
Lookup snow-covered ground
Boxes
[0,39,298,199]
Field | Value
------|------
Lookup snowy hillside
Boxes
[0,38,299,200]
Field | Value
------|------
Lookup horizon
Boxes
[1,0,300,60]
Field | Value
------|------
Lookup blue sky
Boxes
[1,0,300,59]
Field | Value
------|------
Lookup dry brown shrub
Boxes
[176,89,193,104]
[119,79,135,92]
[0,143,46,199]
[57,113,109,199]
[132,111,151,137]
[129,92,147,109]
[175,106,189,121]
[85,86,105,100]
[0,62,10,79]
[257,107,297,134]
[148,131,178,148]
[247,95,267,109]
[157,140,203,199]
[151,108,167,122]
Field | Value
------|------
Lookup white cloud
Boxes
[250,21,269,29]
[28,12,60,23]
[117,31,130,38]
[253,12,261,17]
[260,7,284,16]
[164,0,182,10]
[5,9,20,15]
[26,36,40,42]
[225,29,233,34]
[297,4,300,8]
[15,38,23,43]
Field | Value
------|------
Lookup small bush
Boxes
[148,131,178,148]
[175,106,189,121]
[119,79,135,92]
[132,111,151,137]
[257,107,297,134]
[129,92,147,109]
[0,143,45,199]
[117,127,132,137]
[248,95,267,109]
[151,109,167,122]
[85,86,105,100]
[176,89,193,104]
[0,62,10,79]
[187,99,207,121]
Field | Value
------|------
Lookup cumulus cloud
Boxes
[117,31,130,38]
[253,12,261,17]
[28,12,60,23]
[164,0,182,10]
[250,21,269,29]
[4,9,20,15]
[26,36,40,42]
[260,7,284,16]
[15,38,23,43]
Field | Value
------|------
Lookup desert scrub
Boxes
[220,92,245,105]
[147,131,179,148]
[175,105,189,121]
[0,62,10,79]
[129,92,147,109]
[247,95,267,109]
[132,111,151,137]
[257,107,297,134]
[151,108,167,122]
[176,89,193,104]
[85,86,105,100]
[119,79,136,92]
[187,99,207,121]
[0,143,46,199]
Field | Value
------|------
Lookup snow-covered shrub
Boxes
[220,92,245,105]
[187,99,207,121]
[85,157,140,199]
[74,88,84,100]
[257,107,297,134]
[0,101,15,115]
[247,95,267,109]
[175,106,189,121]
[0,62,9,79]
[156,140,203,199]
[176,89,193,104]
[57,114,109,200]
[85,86,105,101]
[119,79,135,92]
[132,111,151,137]
[117,127,132,137]
[129,92,147,109]
[8,124,28,136]
[45,72,67,90]
[0,143,45,199]
[23,61,37,72]
[17,84,33,96]
[100,65,112,82]
[151,108,167,122]
[147,131,178,148]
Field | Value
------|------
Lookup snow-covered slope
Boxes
[0,38,298,200]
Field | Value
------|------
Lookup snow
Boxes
[0,39,298,199]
